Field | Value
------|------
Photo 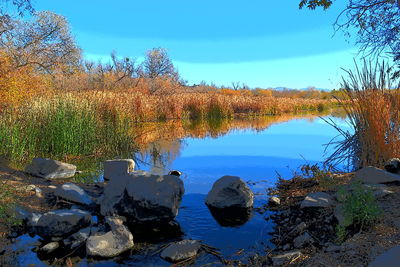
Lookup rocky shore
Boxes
[245,162,400,266]
[3,157,400,266]
[0,158,254,266]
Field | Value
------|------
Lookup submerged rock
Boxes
[86,219,134,258]
[300,192,335,208]
[205,176,254,209]
[354,166,400,184]
[103,159,135,181]
[160,240,202,263]
[100,172,184,223]
[34,209,91,238]
[54,183,93,205]
[25,158,76,179]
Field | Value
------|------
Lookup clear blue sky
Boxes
[35,0,359,89]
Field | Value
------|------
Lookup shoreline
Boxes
[2,161,400,266]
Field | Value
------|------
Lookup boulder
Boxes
[301,192,335,208]
[354,166,400,184]
[384,158,400,173]
[34,209,91,238]
[100,173,184,222]
[160,240,201,263]
[205,176,254,209]
[103,159,135,181]
[54,183,93,205]
[25,158,76,179]
[86,220,134,258]
[271,250,302,266]
[369,245,400,267]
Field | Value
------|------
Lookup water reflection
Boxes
[132,110,345,175]
[208,206,253,227]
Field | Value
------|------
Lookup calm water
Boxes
[8,112,350,266]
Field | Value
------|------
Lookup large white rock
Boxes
[25,158,76,179]
[300,192,335,208]
[103,159,135,181]
[205,176,254,209]
[160,240,201,263]
[100,173,184,222]
[54,183,93,205]
[34,209,91,238]
[86,220,134,258]
[355,166,400,184]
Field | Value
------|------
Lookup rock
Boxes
[14,206,31,221]
[205,176,254,209]
[269,196,281,206]
[369,245,400,267]
[301,192,335,208]
[100,172,184,223]
[25,184,37,192]
[86,222,134,258]
[384,158,400,173]
[34,209,91,238]
[271,250,302,266]
[34,187,44,198]
[354,166,400,184]
[48,185,57,190]
[287,222,307,239]
[160,240,202,263]
[64,226,92,249]
[103,159,135,181]
[325,245,341,252]
[105,216,126,230]
[25,158,76,179]
[39,242,59,254]
[293,232,314,248]
[54,183,93,205]
[363,184,394,198]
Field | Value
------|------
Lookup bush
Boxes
[336,181,381,242]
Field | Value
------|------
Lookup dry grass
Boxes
[325,61,400,169]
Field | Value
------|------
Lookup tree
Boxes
[0,11,81,74]
[143,47,178,80]
[299,0,400,62]
[1,0,33,36]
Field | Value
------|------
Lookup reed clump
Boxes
[326,61,400,169]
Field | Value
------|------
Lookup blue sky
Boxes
[35,0,359,89]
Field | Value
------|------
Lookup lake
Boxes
[8,111,351,266]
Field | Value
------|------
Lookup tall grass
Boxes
[325,61,400,169]
[0,96,136,162]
